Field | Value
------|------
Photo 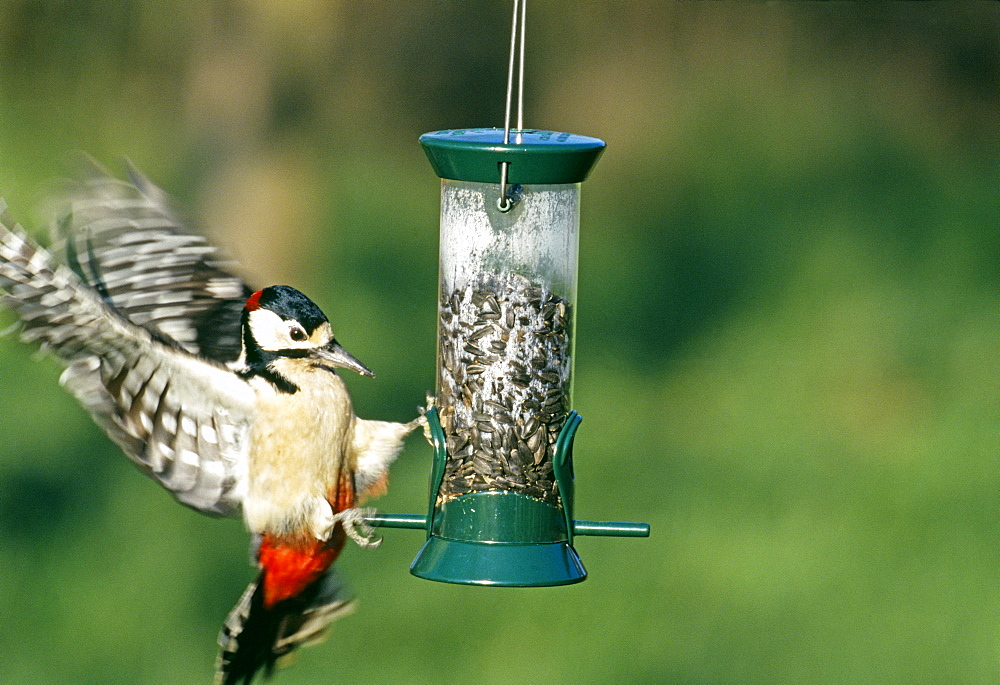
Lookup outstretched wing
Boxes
[0,205,254,516]
[50,161,252,363]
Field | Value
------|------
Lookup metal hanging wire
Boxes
[498,0,527,212]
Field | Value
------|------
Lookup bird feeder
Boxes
[365,0,647,585]
[368,129,649,586]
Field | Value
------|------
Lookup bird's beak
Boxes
[318,339,375,378]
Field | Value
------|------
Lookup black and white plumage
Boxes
[54,163,252,362]
[1,186,254,516]
[0,164,421,683]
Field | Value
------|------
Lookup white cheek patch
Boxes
[247,308,320,352]
[247,309,289,351]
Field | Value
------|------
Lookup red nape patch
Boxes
[244,290,264,311]
[259,536,343,608]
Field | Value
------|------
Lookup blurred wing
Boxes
[50,161,252,363]
[0,207,254,516]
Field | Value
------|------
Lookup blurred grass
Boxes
[1,2,999,683]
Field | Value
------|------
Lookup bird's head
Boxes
[241,285,374,381]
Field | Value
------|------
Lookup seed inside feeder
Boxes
[436,273,571,505]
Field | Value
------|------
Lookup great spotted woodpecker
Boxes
[0,164,422,683]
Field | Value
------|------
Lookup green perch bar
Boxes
[366,513,650,537]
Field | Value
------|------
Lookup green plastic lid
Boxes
[420,128,605,184]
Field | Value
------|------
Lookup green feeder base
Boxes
[410,537,585,587]
[366,408,648,586]
[409,490,586,587]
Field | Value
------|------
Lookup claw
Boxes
[332,507,382,549]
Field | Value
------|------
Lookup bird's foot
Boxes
[415,394,435,444]
[332,507,382,549]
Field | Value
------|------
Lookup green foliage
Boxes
[1,3,998,683]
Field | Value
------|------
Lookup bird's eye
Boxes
[289,326,307,342]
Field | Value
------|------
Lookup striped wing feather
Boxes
[0,203,254,516]
[52,162,252,363]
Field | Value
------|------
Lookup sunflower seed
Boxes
[484,294,500,314]
[485,399,510,412]
[509,374,531,389]
[494,412,514,426]
[469,325,493,342]
[521,416,539,438]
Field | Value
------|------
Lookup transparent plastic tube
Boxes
[435,180,579,506]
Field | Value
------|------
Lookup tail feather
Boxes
[216,569,355,685]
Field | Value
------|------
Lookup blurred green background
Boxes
[1,2,998,683]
